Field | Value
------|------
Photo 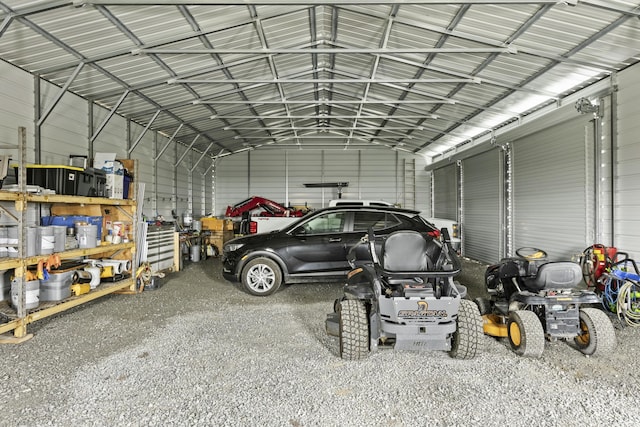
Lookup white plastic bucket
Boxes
[52,225,67,253]
[27,226,38,257]
[6,226,18,258]
[11,279,40,310]
[38,226,55,255]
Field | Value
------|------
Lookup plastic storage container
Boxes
[77,168,106,197]
[14,165,82,195]
[39,270,74,302]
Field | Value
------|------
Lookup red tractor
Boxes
[225,196,306,218]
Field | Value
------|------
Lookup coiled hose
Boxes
[604,270,640,327]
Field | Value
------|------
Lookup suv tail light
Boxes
[427,230,441,239]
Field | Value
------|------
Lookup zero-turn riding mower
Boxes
[325,227,483,360]
[476,247,616,358]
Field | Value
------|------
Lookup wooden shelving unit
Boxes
[0,190,140,343]
[0,132,140,343]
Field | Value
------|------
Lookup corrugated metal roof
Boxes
[1,0,639,160]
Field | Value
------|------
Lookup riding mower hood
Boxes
[326,227,483,360]
[477,247,616,358]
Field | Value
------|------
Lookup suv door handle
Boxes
[329,237,342,242]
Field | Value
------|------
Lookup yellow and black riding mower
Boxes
[475,247,616,358]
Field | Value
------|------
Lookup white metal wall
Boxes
[511,115,595,261]
[0,60,215,225]
[248,150,288,205]
[214,149,429,217]
[462,149,503,263]
[615,65,640,260]
[175,145,190,222]
[0,62,33,161]
[155,134,176,220]
[432,164,458,220]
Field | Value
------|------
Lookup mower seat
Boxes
[522,262,583,291]
[382,230,433,272]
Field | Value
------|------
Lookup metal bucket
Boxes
[191,244,201,262]
[76,224,98,249]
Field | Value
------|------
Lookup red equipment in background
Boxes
[225,196,306,218]
[581,244,628,292]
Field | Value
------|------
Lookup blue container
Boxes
[41,216,103,240]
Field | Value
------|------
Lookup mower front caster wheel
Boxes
[507,310,545,358]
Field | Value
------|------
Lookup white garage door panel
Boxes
[616,64,640,259]
[433,164,457,220]
[512,115,593,261]
[462,149,502,263]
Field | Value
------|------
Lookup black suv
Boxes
[222,206,439,296]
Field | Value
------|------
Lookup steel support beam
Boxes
[175,134,200,167]
[36,62,84,127]
[128,110,160,154]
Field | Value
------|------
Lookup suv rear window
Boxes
[353,211,400,232]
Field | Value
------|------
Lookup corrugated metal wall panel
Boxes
[324,150,360,205]
[92,113,127,154]
[0,61,34,161]
[360,151,398,204]
[40,80,89,164]
[213,149,422,215]
[175,146,190,221]
[248,151,287,205]
[287,150,323,207]
[130,127,154,216]
[215,152,249,217]
[433,164,458,220]
[155,135,175,219]
[512,115,594,261]
[192,162,204,218]
[462,149,503,263]
[615,64,640,260]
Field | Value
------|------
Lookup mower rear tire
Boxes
[339,299,370,360]
[574,308,616,356]
[450,299,483,359]
[507,310,544,358]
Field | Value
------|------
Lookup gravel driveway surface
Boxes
[1,258,639,426]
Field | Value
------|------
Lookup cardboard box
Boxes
[201,217,234,232]
[105,173,124,199]
[94,153,124,175]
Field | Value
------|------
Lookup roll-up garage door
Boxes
[615,67,640,259]
[432,164,458,220]
[462,149,503,263]
[511,115,594,261]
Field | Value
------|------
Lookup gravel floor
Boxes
[1,257,640,426]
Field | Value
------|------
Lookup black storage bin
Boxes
[14,165,81,195]
[77,168,106,197]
